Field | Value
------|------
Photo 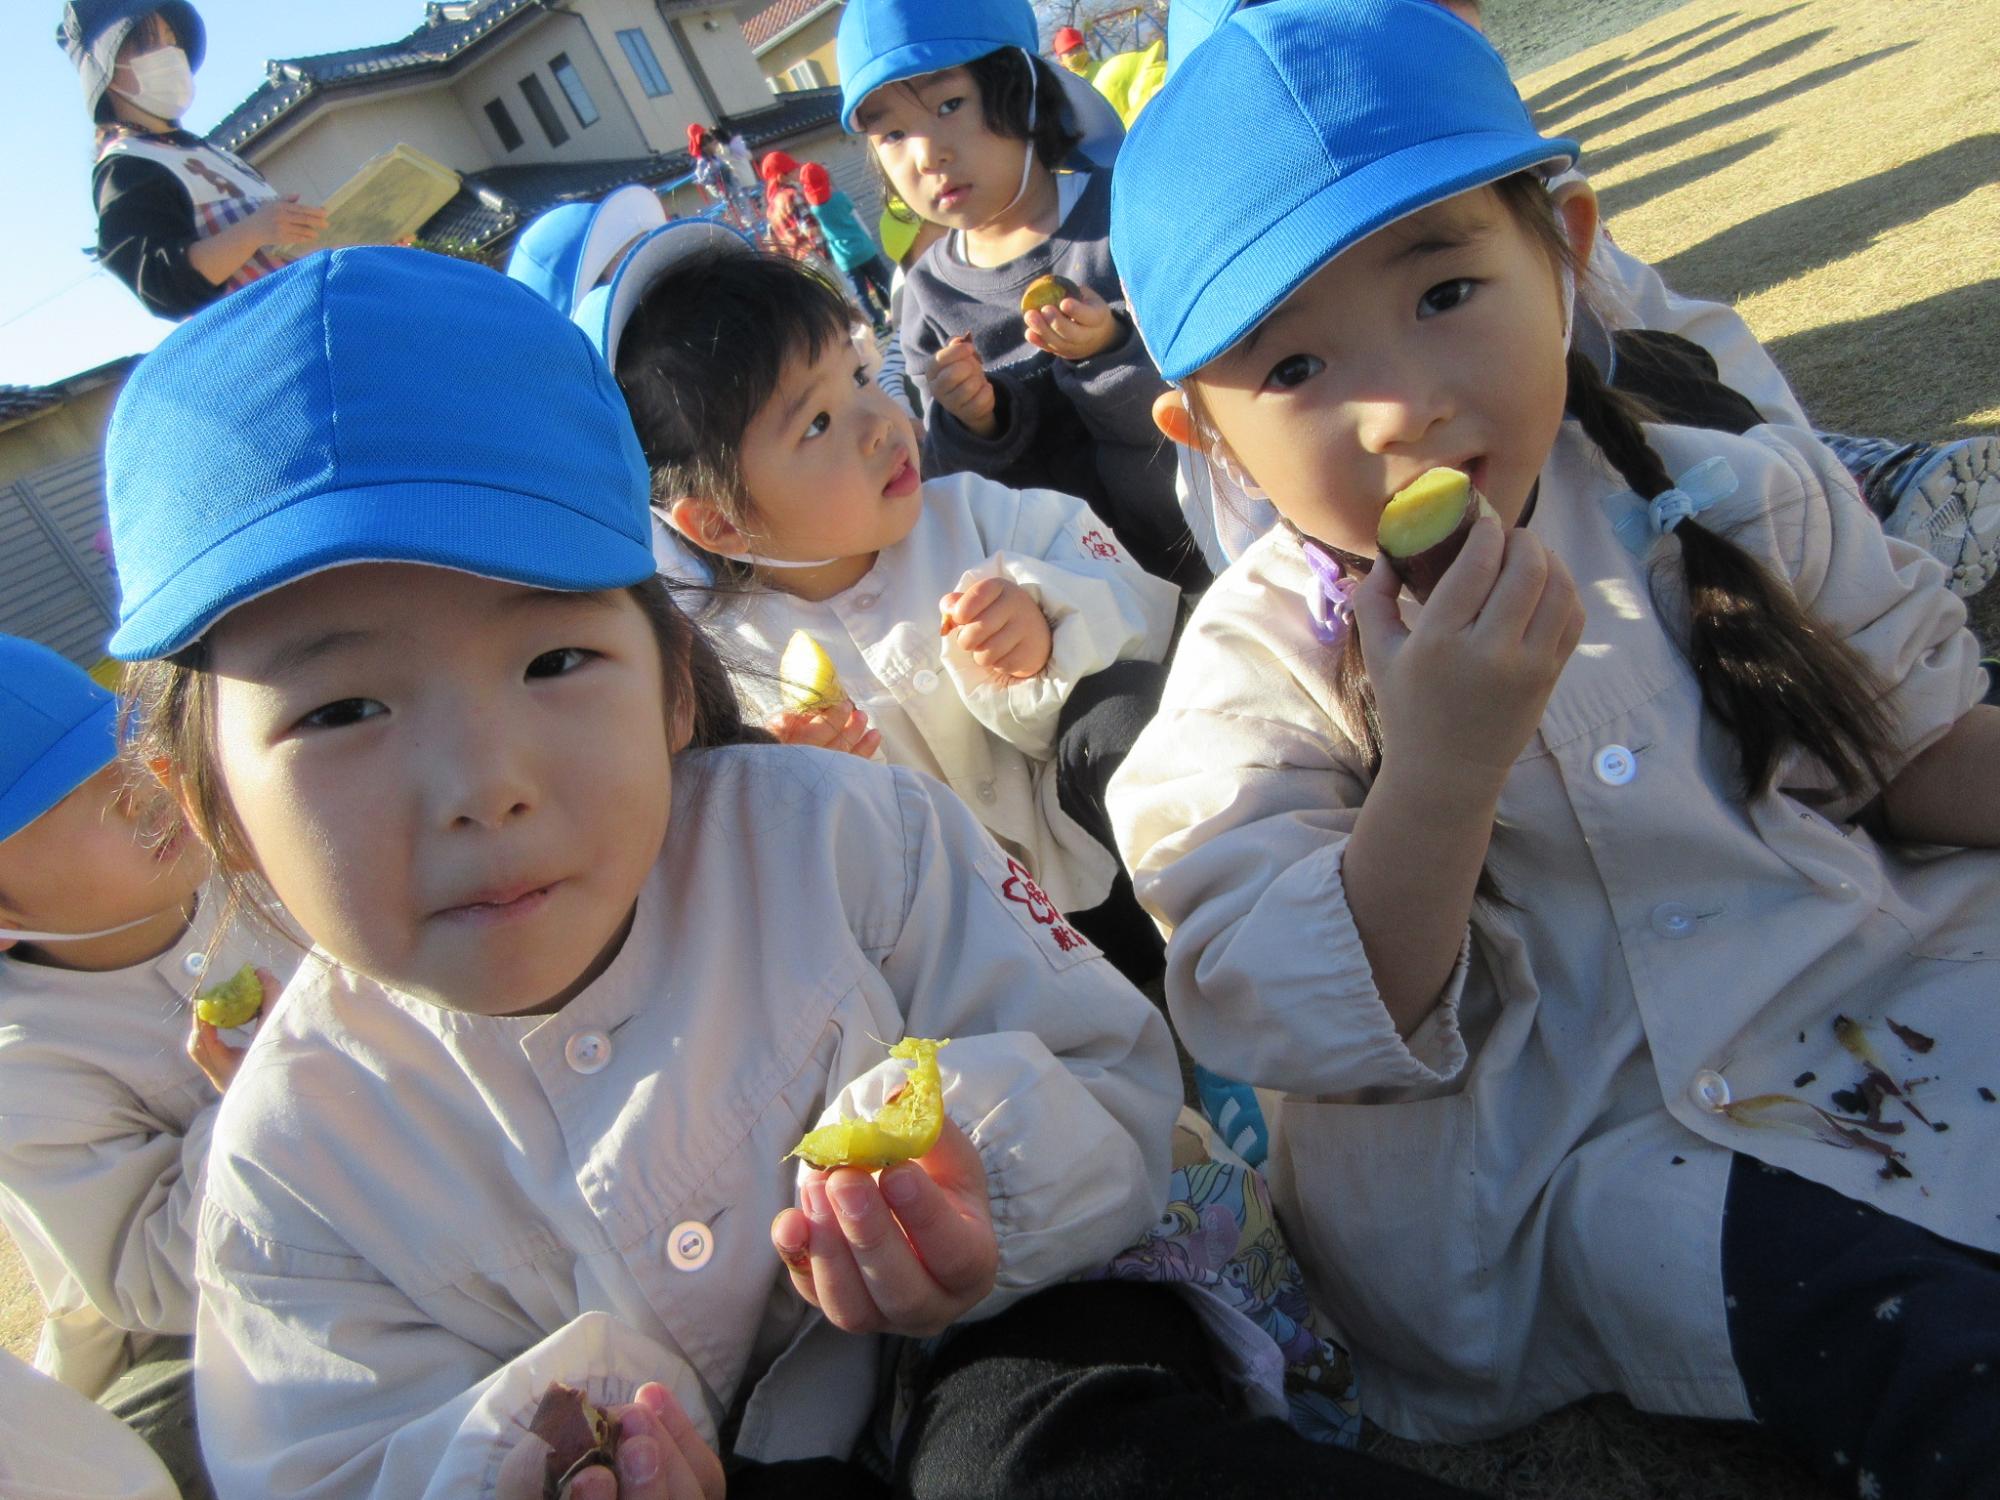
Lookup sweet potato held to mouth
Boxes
[1376,467,1499,601]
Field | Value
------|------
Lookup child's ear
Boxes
[1151,389,1197,448]
[664,497,748,558]
[1549,178,1599,275]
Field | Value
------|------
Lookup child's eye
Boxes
[525,647,594,679]
[1264,353,1325,391]
[875,128,904,147]
[852,363,870,389]
[804,411,831,439]
[937,96,962,118]
[1418,278,1477,317]
[295,699,383,732]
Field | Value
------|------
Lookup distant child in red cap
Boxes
[758,150,829,267]
[798,162,893,333]
[686,122,753,233]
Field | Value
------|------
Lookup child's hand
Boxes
[927,336,1000,439]
[185,965,275,1093]
[494,1382,724,1500]
[764,701,882,760]
[1023,281,1119,361]
[771,1117,998,1338]
[940,576,1053,679]
[1349,516,1584,793]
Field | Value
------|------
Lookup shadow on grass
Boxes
[1657,135,2000,301]
[1582,43,1918,176]
[1594,132,1780,223]
[1769,278,2000,441]
[1622,10,1740,66]
[1549,28,1832,139]
[1552,7,1809,122]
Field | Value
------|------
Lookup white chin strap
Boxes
[991,48,1041,220]
[1561,263,1577,351]
[741,551,841,569]
[0,913,159,944]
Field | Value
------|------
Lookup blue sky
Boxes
[1,1,441,388]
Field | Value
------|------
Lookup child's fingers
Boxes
[771,1207,818,1304]
[797,1176,883,1332]
[1418,514,1506,633]
[950,576,1007,624]
[1346,554,1408,663]
[965,615,1025,664]
[854,726,883,760]
[635,1386,727,1500]
[878,1161,997,1315]
[492,1428,553,1500]
[818,1167,957,1334]
[1473,527,1552,642]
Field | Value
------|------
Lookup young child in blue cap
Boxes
[836,0,1210,595]
[1160,0,2000,597]
[108,244,1480,1500]
[0,632,292,1499]
[60,0,328,319]
[1105,2,2000,1491]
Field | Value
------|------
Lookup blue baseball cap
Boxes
[1164,0,1245,78]
[59,1,206,115]
[1112,0,1578,382]
[0,636,119,844]
[836,0,1038,130]
[104,247,656,661]
[506,184,668,317]
[574,219,759,368]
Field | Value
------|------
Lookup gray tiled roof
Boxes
[208,0,547,154]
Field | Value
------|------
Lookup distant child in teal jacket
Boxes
[799,162,893,331]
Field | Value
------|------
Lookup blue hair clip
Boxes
[1603,456,1738,555]
[1302,539,1355,647]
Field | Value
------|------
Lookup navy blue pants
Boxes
[1722,1156,2000,1499]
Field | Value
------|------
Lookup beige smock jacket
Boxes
[0,1350,179,1500]
[707,470,1179,912]
[194,746,1180,1499]
[1109,420,1995,1440]
[0,888,293,1396]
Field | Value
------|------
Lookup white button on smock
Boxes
[912,669,940,694]
[1650,902,1697,939]
[976,781,998,805]
[564,1031,611,1075]
[181,951,208,976]
[851,593,878,611]
[667,1220,713,1272]
[1592,744,1637,786]
[1690,1069,1731,1112]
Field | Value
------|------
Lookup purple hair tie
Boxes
[1301,539,1355,647]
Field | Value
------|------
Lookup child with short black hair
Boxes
[839,0,1210,594]
[592,224,1179,977]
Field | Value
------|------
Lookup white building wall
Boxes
[251,87,493,202]
[573,0,711,155]
[680,6,780,117]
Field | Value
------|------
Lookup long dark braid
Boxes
[1564,352,1896,800]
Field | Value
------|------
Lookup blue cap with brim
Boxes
[1112,0,1577,382]
[104,247,656,661]
[59,1,207,115]
[0,636,119,844]
[836,0,1039,130]
[506,184,668,317]
[574,219,759,369]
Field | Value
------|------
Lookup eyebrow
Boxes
[251,628,376,684]
[498,586,622,614]
[1379,205,1494,264]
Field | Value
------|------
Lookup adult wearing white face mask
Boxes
[60,0,327,319]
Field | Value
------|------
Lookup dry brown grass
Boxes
[0,1,1990,1489]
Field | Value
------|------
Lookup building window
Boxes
[616,27,673,97]
[519,74,570,146]
[785,58,828,90]
[549,53,599,128]
[484,97,524,152]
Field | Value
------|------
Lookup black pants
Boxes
[1722,1156,2000,1499]
[896,1282,1484,1499]
[846,255,894,322]
[101,1335,214,1500]
[1055,659,1171,985]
